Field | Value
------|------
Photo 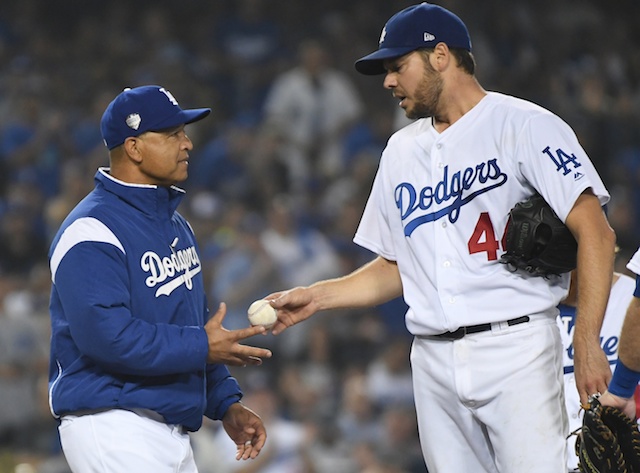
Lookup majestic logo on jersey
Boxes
[140,246,201,297]
[396,158,507,236]
[542,146,583,179]
[559,311,618,374]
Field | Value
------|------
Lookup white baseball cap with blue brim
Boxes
[354,2,472,76]
[100,85,211,150]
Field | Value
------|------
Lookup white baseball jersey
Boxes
[354,92,609,336]
[628,247,640,276]
[558,273,637,471]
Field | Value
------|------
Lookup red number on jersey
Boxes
[468,212,500,261]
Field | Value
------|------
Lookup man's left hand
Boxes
[222,402,267,460]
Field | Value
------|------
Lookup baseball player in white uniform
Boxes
[599,248,640,419]
[268,3,616,472]
[558,269,637,471]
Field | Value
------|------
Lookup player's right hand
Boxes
[204,302,272,366]
[267,287,319,335]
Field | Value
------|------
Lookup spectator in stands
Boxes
[262,39,363,184]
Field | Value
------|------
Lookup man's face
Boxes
[383,50,444,120]
[134,125,193,186]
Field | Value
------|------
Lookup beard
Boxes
[405,62,444,120]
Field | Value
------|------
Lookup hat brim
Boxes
[354,46,418,75]
[151,108,212,131]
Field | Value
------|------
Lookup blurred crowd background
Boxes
[0,0,638,472]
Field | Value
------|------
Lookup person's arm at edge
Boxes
[599,295,640,418]
[616,297,640,371]
[565,190,617,407]
[270,256,402,335]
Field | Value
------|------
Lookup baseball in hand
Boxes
[247,299,277,329]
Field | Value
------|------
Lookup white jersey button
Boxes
[449,297,456,304]
[443,261,451,267]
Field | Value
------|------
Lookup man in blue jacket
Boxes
[48,85,272,472]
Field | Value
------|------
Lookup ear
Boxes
[431,42,451,71]
[123,137,143,164]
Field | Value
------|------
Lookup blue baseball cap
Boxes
[355,2,472,75]
[100,85,211,150]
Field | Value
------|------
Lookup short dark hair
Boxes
[450,48,475,75]
[418,47,476,75]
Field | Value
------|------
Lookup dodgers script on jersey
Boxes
[557,274,637,471]
[354,92,609,335]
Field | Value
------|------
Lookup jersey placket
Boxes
[430,139,464,331]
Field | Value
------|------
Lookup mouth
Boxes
[394,92,407,108]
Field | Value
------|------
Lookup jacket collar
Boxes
[95,167,185,218]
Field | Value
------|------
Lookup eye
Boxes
[170,128,186,139]
[386,61,403,74]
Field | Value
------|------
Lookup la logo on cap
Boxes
[379,27,386,45]
[159,87,179,106]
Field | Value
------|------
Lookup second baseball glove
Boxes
[575,396,640,473]
[499,193,577,277]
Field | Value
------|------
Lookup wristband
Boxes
[634,274,640,297]
[608,360,640,399]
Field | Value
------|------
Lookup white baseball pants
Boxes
[411,314,568,472]
[59,408,198,473]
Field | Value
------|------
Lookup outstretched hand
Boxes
[223,402,267,460]
[266,287,319,335]
[205,303,272,366]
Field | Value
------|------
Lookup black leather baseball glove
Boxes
[499,193,577,277]
[575,396,640,473]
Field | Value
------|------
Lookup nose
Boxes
[182,133,193,150]
[383,72,397,90]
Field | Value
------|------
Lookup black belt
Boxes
[427,316,530,340]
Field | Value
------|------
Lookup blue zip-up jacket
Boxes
[48,168,242,431]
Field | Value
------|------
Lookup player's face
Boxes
[135,125,193,186]
[411,56,444,119]
[383,51,443,120]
